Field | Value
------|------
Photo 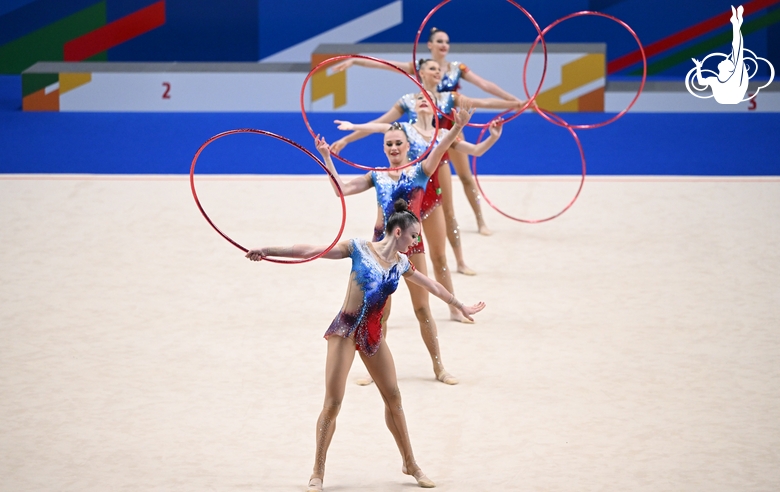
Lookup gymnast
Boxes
[246,199,485,491]
[333,91,504,325]
[333,27,524,236]
[317,103,495,386]
[692,5,748,104]
[332,59,518,275]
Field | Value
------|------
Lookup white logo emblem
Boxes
[685,5,774,104]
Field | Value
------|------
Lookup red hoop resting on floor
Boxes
[412,0,548,127]
[190,129,347,263]
[523,11,647,130]
[300,54,439,172]
[470,108,587,224]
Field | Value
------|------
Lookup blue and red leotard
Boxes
[324,238,413,356]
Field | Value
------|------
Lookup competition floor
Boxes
[1,174,779,491]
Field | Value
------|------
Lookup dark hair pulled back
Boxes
[385,199,419,234]
[428,27,447,42]
[418,58,436,69]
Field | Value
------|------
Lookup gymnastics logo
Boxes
[685,5,774,104]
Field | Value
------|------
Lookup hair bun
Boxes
[393,198,410,213]
[427,27,445,42]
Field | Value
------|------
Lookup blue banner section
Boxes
[597,0,728,55]
[2,1,778,75]
[0,75,20,111]
[258,0,392,59]
[365,0,587,45]
[1,111,778,175]
[0,0,39,18]
[108,0,259,62]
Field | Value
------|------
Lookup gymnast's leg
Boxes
[422,206,471,322]
[407,253,458,385]
[437,161,476,276]
[448,148,492,236]
[309,335,357,491]
[356,296,392,386]
[360,340,435,488]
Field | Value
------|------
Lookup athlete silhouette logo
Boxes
[686,5,774,104]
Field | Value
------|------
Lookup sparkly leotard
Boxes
[371,144,430,253]
[324,238,413,356]
[415,60,469,93]
[439,61,469,93]
[397,91,456,124]
[401,121,450,164]
[389,111,452,219]
[371,156,429,226]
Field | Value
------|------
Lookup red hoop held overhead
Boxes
[190,129,347,263]
[471,108,586,224]
[523,11,647,130]
[300,54,439,172]
[412,0,548,128]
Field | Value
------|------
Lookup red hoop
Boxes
[471,109,586,223]
[412,0,548,127]
[300,54,439,172]
[190,129,347,263]
[523,11,647,130]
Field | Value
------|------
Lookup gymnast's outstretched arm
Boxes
[331,105,405,154]
[450,118,504,157]
[461,69,522,102]
[331,58,414,75]
[246,240,351,261]
[403,269,485,322]
[333,121,395,134]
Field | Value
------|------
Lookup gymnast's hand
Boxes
[452,101,474,127]
[314,134,331,158]
[333,120,354,131]
[691,58,703,68]
[332,60,353,72]
[246,248,266,261]
[489,118,504,138]
[330,138,349,155]
[459,301,486,322]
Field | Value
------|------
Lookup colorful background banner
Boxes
[1,0,778,174]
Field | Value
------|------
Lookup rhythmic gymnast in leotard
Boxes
[333,27,524,236]
[317,104,496,386]
[334,92,504,325]
[247,200,485,492]
[332,59,519,275]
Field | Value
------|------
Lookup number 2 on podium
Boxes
[162,82,171,99]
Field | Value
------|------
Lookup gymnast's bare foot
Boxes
[450,307,475,323]
[307,476,323,491]
[436,370,459,385]
[403,463,436,488]
[457,263,477,276]
[356,374,374,386]
[478,223,493,236]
